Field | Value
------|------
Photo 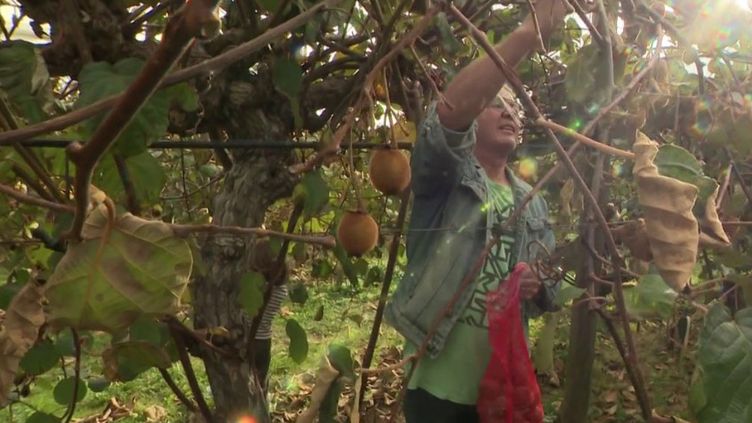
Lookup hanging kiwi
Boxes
[337,210,379,257]
[369,147,411,196]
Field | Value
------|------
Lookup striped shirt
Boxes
[255,283,287,340]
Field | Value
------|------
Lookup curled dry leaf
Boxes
[0,281,45,405]
[45,205,192,332]
[295,356,340,423]
[632,133,698,292]
[698,186,731,249]
[612,218,654,262]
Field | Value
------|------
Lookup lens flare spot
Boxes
[611,162,624,178]
[569,118,583,131]
[237,415,257,423]
[517,158,538,181]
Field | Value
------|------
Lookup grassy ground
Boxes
[3,280,696,422]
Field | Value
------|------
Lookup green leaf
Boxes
[327,344,355,380]
[26,412,60,423]
[654,144,718,203]
[352,258,369,277]
[319,378,344,423]
[54,331,77,357]
[286,319,308,364]
[0,41,49,122]
[288,282,308,304]
[0,282,23,309]
[311,259,335,279]
[435,13,463,54]
[256,0,277,12]
[690,304,752,422]
[272,58,303,100]
[45,206,192,332]
[564,44,603,104]
[53,377,87,405]
[365,266,383,286]
[87,376,110,393]
[554,283,586,307]
[313,304,325,321]
[95,152,167,208]
[238,272,265,317]
[293,170,330,217]
[76,58,197,157]
[199,163,222,178]
[102,341,172,382]
[532,312,561,376]
[624,274,678,320]
[20,340,61,376]
[129,317,169,347]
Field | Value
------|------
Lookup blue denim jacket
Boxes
[384,103,557,358]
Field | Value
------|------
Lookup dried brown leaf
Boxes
[295,356,340,423]
[0,282,45,405]
[612,219,654,261]
[699,186,732,249]
[633,133,699,292]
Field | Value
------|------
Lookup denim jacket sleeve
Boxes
[411,102,477,197]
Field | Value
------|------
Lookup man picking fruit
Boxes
[384,1,568,422]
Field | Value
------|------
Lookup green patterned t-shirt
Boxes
[405,178,515,404]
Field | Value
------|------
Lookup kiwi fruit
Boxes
[337,210,379,256]
[368,148,411,196]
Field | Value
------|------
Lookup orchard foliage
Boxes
[0,0,751,421]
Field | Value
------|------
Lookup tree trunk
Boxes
[557,269,598,423]
[558,154,607,422]
[192,151,296,421]
[189,65,298,420]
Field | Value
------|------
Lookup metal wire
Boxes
[12,138,414,150]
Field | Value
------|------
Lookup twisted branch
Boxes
[0,0,337,147]
[64,0,219,241]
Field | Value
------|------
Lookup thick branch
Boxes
[170,223,336,248]
[158,368,198,413]
[535,119,635,159]
[113,154,141,215]
[0,0,336,147]
[65,0,219,241]
[170,326,214,422]
[359,189,410,407]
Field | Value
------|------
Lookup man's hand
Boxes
[518,263,542,300]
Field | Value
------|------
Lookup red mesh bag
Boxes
[477,262,544,423]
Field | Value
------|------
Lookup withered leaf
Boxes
[45,205,192,332]
[0,282,45,405]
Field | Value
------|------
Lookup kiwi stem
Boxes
[358,189,410,407]
[347,126,367,211]
[382,68,399,149]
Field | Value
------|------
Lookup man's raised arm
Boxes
[437,0,568,130]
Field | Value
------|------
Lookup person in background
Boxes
[384,1,568,422]
[249,239,289,392]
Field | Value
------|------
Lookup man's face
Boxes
[475,103,522,154]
